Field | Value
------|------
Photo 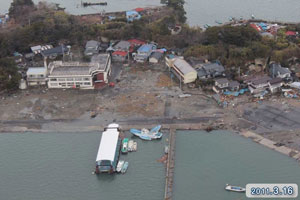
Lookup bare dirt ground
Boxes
[1,62,300,153]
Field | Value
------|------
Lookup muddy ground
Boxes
[1,62,300,152]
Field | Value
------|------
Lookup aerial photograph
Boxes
[1,0,300,199]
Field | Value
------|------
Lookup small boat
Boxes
[132,141,137,151]
[203,24,211,29]
[228,16,233,21]
[164,146,169,154]
[121,161,129,174]
[251,14,255,19]
[130,125,162,141]
[215,20,222,25]
[121,138,129,153]
[225,184,246,192]
[128,140,134,152]
[116,160,124,173]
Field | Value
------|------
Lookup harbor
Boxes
[1,128,300,200]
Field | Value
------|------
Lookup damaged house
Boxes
[197,62,225,79]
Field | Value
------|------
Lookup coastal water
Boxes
[174,130,300,200]
[0,132,166,200]
[1,0,300,27]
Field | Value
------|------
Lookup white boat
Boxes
[128,140,134,152]
[132,141,137,151]
[116,160,124,173]
[121,161,129,174]
[225,184,246,192]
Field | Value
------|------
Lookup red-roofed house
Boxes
[250,23,262,32]
[128,39,146,46]
[135,8,144,12]
[112,51,128,62]
[286,31,297,36]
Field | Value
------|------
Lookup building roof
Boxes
[251,75,271,85]
[49,54,109,77]
[41,45,68,57]
[27,67,47,75]
[269,63,291,76]
[85,40,100,48]
[112,51,128,56]
[286,31,297,36]
[150,51,163,60]
[215,78,229,85]
[203,63,225,72]
[197,68,207,77]
[31,45,42,52]
[96,127,120,162]
[173,58,197,75]
[128,39,146,46]
[113,41,131,51]
[269,77,283,85]
[135,8,144,12]
[138,44,156,53]
[126,10,141,21]
[229,80,240,88]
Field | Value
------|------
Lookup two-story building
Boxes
[47,54,111,89]
[26,67,47,86]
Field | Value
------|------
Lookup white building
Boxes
[47,54,111,89]
[26,67,47,86]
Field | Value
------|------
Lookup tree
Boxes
[0,58,21,91]
[9,0,34,19]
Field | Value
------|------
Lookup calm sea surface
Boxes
[174,130,300,200]
[1,0,300,26]
[0,132,166,200]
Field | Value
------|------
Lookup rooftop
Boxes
[113,41,131,51]
[173,58,197,75]
[85,40,100,48]
[138,44,156,53]
[49,54,109,77]
[27,67,47,75]
[215,78,229,84]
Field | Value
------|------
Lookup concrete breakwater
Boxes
[240,130,300,161]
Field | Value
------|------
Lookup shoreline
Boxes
[1,120,299,163]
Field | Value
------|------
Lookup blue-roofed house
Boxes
[26,67,47,86]
[134,44,157,63]
[126,10,141,22]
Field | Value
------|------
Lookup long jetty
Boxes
[164,128,176,200]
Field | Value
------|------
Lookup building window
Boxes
[50,83,58,86]
[67,82,74,86]
[66,78,73,81]
[58,78,65,81]
[50,78,57,81]
[39,74,44,78]
[84,82,91,85]
[29,75,35,78]
[74,78,82,81]
[84,78,90,81]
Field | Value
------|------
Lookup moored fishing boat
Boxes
[121,138,129,154]
[225,184,246,192]
[121,161,129,174]
[116,160,124,173]
[128,140,134,152]
[132,141,137,151]
[130,125,163,141]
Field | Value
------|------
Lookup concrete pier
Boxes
[164,128,176,200]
